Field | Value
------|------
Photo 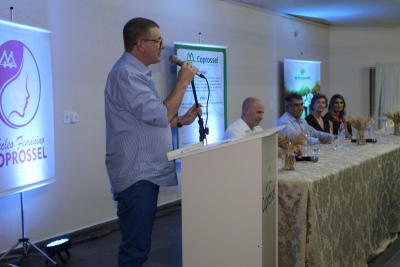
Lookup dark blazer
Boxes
[306,114,330,133]
[324,112,352,136]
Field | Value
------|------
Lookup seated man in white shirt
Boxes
[277,93,334,145]
[224,97,264,139]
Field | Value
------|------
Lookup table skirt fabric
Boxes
[278,137,400,267]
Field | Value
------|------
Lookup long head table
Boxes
[278,134,400,267]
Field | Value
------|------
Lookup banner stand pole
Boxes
[0,192,58,266]
[0,7,57,266]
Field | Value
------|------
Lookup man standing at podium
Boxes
[224,97,265,139]
[104,17,201,267]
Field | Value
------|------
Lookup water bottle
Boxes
[366,118,375,139]
[302,131,311,156]
[379,116,388,134]
[338,122,345,147]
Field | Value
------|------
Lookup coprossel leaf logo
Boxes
[0,40,41,129]
[186,52,195,62]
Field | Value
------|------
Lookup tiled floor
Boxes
[370,235,400,267]
[1,205,399,267]
[1,206,181,267]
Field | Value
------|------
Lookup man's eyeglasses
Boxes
[290,102,303,108]
[143,37,163,47]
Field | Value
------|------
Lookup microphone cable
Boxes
[203,77,211,145]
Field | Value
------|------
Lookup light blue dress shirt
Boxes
[105,52,177,195]
[276,112,333,145]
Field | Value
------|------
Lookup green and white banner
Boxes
[284,59,321,118]
[174,43,227,146]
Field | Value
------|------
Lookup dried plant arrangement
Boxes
[348,116,369,145]
[385,112,400,135]
[278,134,305,170]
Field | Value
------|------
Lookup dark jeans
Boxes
[115,180,159,267]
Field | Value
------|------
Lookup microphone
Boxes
[169,55,206,79]
[295,156,319,162]
[351,138,377,143]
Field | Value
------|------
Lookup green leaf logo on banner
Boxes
[186,52,195,62]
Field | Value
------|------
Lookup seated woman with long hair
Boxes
[306,94,331,133]
[324,94,352,138]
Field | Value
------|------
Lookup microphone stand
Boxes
[191,80,208,142]
[0,193,57,266]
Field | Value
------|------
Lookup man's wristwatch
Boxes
[176,117,183,128]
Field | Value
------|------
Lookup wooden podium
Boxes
[167,127,279,267]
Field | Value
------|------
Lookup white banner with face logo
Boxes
[0,20,54,196]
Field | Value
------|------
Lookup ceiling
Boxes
[236,0,400,27]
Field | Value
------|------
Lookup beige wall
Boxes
[276,16,330,115]
[329,26,400,116]
[0,0,330,251]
